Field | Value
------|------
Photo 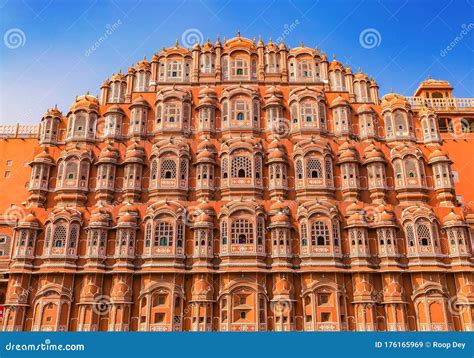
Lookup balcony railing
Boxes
[0,124,39,138]
[406,97,474,112]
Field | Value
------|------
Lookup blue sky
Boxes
[0,0,473,124]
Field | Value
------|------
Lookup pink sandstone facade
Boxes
[0,35,473,332]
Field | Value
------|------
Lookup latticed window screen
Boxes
[311,221,330,246]
[231,156,252,178]
[45,226,52,247]
[221,221,228,243]
[69,225,78,248]
[405,158,418,178]
[53,224,67,247]
[255,156,262,179]
[145,222,152,247]
[332,220,340,246]
[154,221,174,246]
[150,160,158,181]
[325,158,332,180]
[231,219,254,244]
[253,100,259,123]
[300,102,317,122]
[164,102,180,123]
[167,61,182,78]
[296,159,303,179]
[177,222,183,247]
[416,223,431,246]
[232,58,248,76]
[301,222,308,246]
[160,159,177,179]
[222,157,228,178]
[179,159,188,180]
[232,100,250,120]
[406,224,415,246]
[257,218,264,244]
[298,60,312,78]
[306,158,322,178]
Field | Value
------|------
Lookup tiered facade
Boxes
[0,35,473,332]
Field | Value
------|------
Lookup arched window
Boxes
[231,218,254,244]
[65,161,78,180]
[161,159,177,179]
[405,158,418,179]
[300,101,318,123]
[154,221,174,247]
[53,224,67,248]
[310,221,330,246]
[167,60,182,79]
[306,158,322,178]
[232,57,248,77]
[298,60,312,79]
[231,156,252,178]
[416,223,431,246]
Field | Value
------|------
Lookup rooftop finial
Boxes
[237,31,241,38]
[175,39,179,47]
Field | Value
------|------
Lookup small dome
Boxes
[110,71,125,82]
[136,56,150,71]
[131,95,150,107]
[330,95,349,108]
[99,144,120,161]
[192,279,211,295]
[357,104,373,114]
[329,57,343,70]
[346,201,364,213]
[125,142,145,159]
[442,210,463,226]
[338,143,359,162]
[118,214,136,224]
[271,213,289,223]
[363,144,385,161]
[197,149,215,160]
[269,201,288,213]
[23,213,39,224]
[274,278,292,295]
[33,150,54,163]
[196,213,213,223]
[428,148,449,161]
[43,105,62,118]
[70,94,99,113]
[347,212,367,226]
[104,104,125,115]
[118,203,139,214]
[197,201,214,212]
[268,149,285,160]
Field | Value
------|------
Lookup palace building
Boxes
[0,34,473,332]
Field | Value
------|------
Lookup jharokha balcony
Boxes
[406,96,474,112]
